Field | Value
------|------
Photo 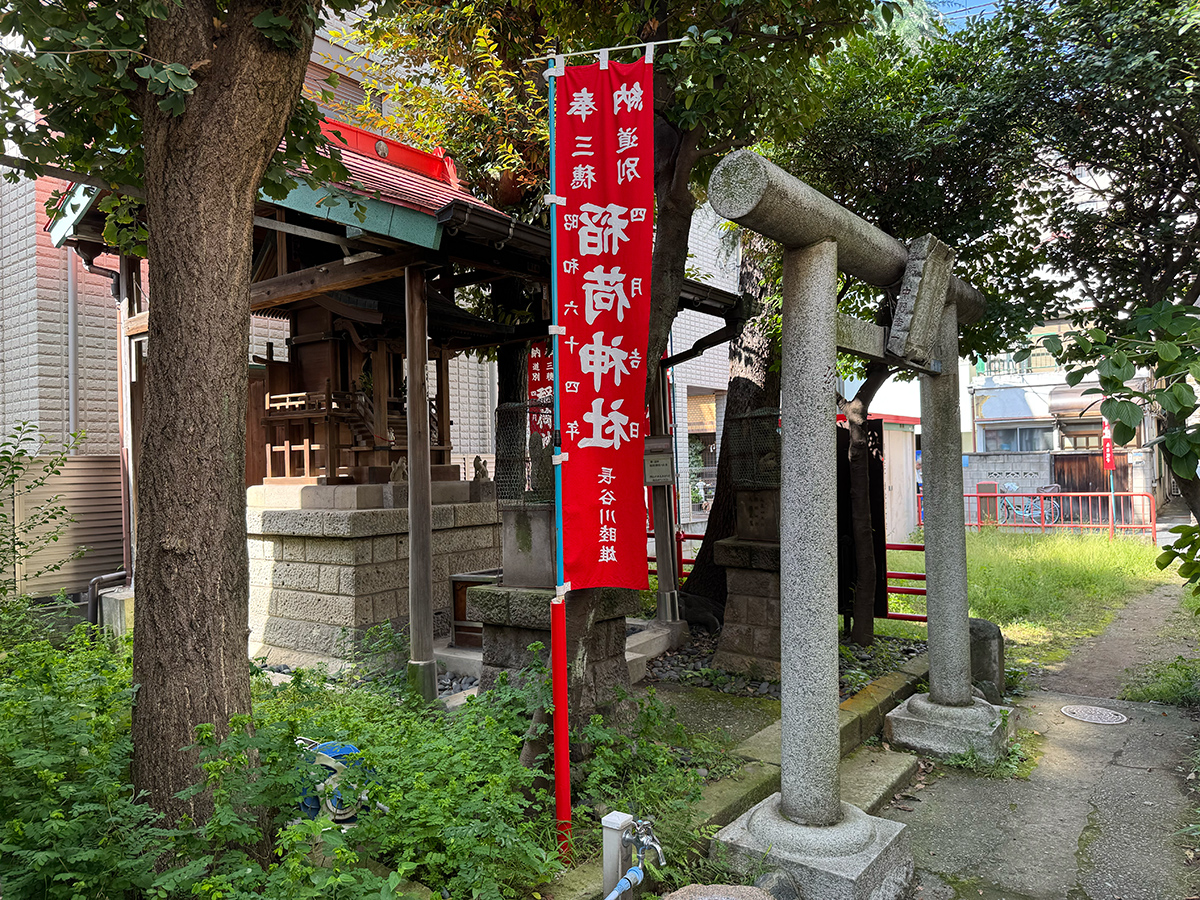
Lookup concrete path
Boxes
[881,691,1196,900]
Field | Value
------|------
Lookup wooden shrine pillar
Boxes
[373,339,390,466]
[436,352,451,466]
[405,266,437,699]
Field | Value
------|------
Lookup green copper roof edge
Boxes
[264,183,443,250]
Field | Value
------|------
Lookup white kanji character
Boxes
[573,135,594,157]
[629,349,642,370]
[598,467,615,484]
[564,300,579,316]
[578,331,630,390]
[535,385,553,400]
[563,214,579,231]
[580,398,630,449]
[600,509,615,524]
[599,525,617,542]
[630,421,639,438]
[582,266,630,325]
[530,345,542,358]
[569,87,597,121]
[631,277,643,297]
[599,545,618,562]
[612,82,643,114]
[616,157,640,185]
[563,258,580,274]
[566,421,580,440]
[571,164,597,190]
[577,202,630,256]
[531,369,541,382]
[565,381,580,393]
[599,489,616,506]
[630,208,647,222]
[616,128,638,153]
[566,335,579,353]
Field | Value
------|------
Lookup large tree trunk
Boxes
[131,2,315,827]
[840,362,892,646]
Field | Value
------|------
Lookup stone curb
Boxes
[550,652,931,900]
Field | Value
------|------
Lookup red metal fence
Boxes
[964,490,1156,540]
[886,542,927,623]
[646,530,704,582]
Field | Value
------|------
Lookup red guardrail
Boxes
[886,542,927,622]
[646,530,704,581]
[964,490,1156,540]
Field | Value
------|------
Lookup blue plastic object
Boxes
[299,740,365,822]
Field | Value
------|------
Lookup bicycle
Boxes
[998,482,1062,525]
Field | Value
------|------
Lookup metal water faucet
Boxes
[622,817,666,867]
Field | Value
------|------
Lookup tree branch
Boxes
[0,153,144,199]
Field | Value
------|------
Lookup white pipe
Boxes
[66,249,78,449]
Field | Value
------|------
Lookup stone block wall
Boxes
[246,498,500,665]
[711,538,783,679]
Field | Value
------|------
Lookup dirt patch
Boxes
[1036,581,1198,698]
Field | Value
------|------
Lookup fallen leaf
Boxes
[882,742,892,751]
[896,804,914,811]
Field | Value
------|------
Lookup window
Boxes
[983,426,1053,452]
[1061,425,1102,450]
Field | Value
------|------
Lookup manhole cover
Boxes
[1060,705,1128,725]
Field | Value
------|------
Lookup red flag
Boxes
[553,58,653,591]
[1102,420,1115,471]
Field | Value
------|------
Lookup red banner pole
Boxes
[550,596,572,857]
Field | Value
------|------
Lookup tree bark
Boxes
[840,361,892,646]
[131,2,315,826]
[680,308,781,609]
[646,118,702,406]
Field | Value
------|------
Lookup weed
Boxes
[941,729,1041,779]
[1120,656,1200,706]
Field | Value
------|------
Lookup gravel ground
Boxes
[642,627,927,701]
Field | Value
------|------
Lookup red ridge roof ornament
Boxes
[319,119,459,186]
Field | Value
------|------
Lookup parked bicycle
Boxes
[998,482,1062,524]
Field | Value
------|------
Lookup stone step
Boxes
[433,640,482,679]
[839,744,919,816]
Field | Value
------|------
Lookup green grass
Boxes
[1120,656,1200,705]
[884,531,1175,670]
[941,728,1044,779]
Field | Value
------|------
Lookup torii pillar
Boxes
[705,152,1007,899]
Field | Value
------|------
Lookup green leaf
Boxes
[1043,334,1063,356]
[1171,453,1198,481]
[1156,550,1176,570]
[1065,369,1085,387]
[1156,340,1181,361]
[1112,421,1136,445]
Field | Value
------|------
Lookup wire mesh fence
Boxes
[727,407,782,490]
[495,399,554,506]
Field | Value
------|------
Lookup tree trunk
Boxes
[1163,410,1200,522]
[645,120,702,406]
[681,310,781,608]
[841,362,892,646]
[131,2,314,827]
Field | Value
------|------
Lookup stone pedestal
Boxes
[466,583,639,721]
[711,538,782,678]
[714,797,911,900]
[884,694,1010,763]
[500,505,556,588]
[245,486,500,667]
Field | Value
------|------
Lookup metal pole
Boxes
[1109,470,1116,540]
[547,57,573,858]
[405,267,436,701]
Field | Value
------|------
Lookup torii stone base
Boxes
[714,797,911,900]
[885,694,1012,763]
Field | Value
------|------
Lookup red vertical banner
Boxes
[554,58,653,591]
[1102,420,1116,471]
[528,340,553,438]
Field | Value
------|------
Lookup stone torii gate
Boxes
[706,152,1009,898]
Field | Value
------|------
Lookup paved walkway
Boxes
[883,690,1196,899]
[881,552,1200,900]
